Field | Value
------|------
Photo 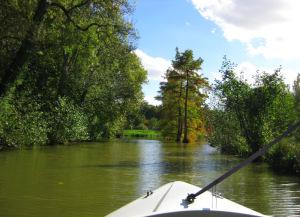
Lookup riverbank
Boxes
[211,135,300,175]
[0,130,161,151]
[123,130,160,138]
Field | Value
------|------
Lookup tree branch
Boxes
[0,0,49,97]
[0,35,22,41]
[49,1,123,32]
[68,0,91,13]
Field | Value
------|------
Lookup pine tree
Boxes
[157,48,209,143]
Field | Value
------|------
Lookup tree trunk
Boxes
[183,71,189,143]
[79,68,95,105]
[0,0,48,97]
[57,48,79,97]
[176,81,183,142]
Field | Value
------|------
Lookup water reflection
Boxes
[138,139,162,195]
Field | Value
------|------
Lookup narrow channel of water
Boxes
[0,139,299,216]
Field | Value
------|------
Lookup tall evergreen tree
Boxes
[157,48,209,143]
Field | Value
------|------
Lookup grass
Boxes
[123,129,160,138]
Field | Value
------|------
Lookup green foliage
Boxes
[211,57,296,154]
[209,57,300,174]
[207,110,249,157]
[0,0,146,148]
[141,102,161,130]
[157,48,209,143]
[147,118,160,130]
[123,129,160,138]
[125,101,161,130]
[0,94,48,147]
[48,97,88,144]
[141,102,161,120]
[135,123,148,130]
[293,74,300,142]
[268,139,300,174]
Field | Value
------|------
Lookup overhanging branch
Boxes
[49,1,125,32]
[68,0,91,13]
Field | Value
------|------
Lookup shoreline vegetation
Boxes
[0,1,300,176]
[0,1,147,148]
[206,58,300,175]
[123,130,160,138]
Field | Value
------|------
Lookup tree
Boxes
[157,48,209,143]
[0,0,147,147]
[294,74,300,113]
[211,57,296,154]
[0,0,48,97]
[157,69,184,141]
[173,49,208,143]
[293,74,300,141]
[0,0,133,97]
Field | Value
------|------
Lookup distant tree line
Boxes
[0,0,146,148]
[126,101,161,131]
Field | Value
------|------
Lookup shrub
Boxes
[136,122,148,130]
[268,138,300,174]
[207,110,250,157]
[48,97,88,144]
[0,96,48,147]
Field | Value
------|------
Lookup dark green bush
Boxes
[207,110,250,157]
[268,139,300,174]
[136,122,148,130]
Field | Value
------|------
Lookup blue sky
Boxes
[132,0,300,105]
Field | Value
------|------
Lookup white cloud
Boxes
[134,49,171,81]
[144,95,161,106]
[209,61,298,88]
[191,0,300,59]
[236,62,298,88]
[135,50,170,105]
[235,62,259,84]
[209,71,222,83]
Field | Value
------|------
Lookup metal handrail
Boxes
[186,120,300,203]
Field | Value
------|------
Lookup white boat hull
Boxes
[106,181,267,217]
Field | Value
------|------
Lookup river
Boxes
[0,139,299,217]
